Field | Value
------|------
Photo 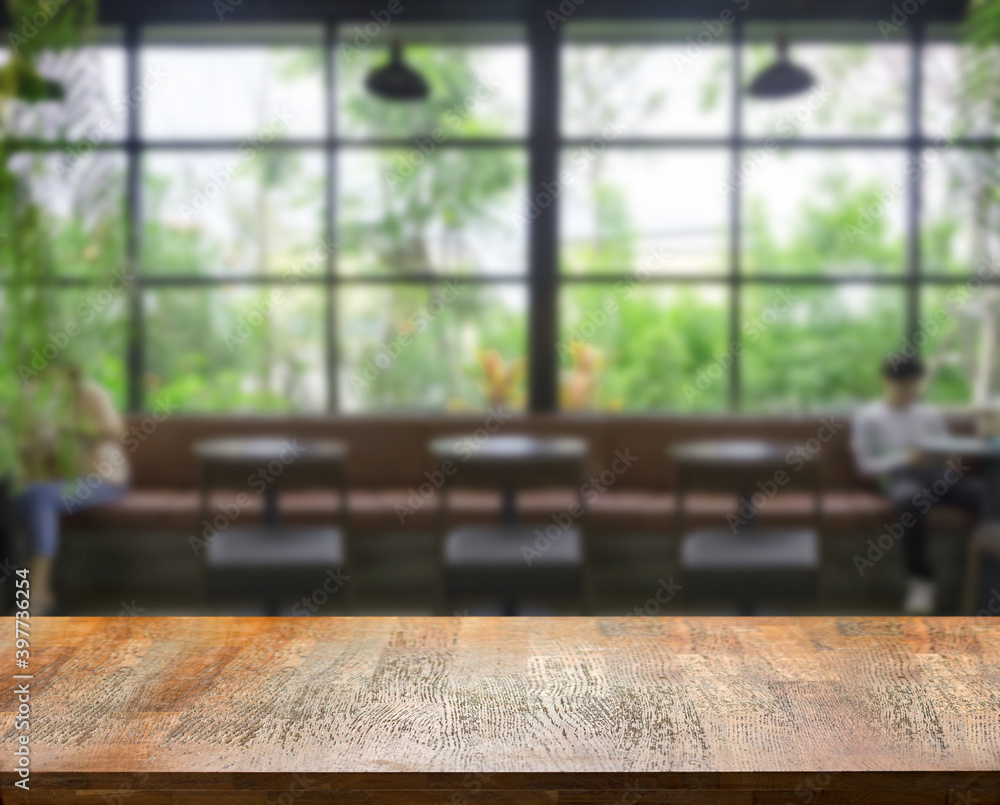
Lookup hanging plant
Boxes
[5,0,98,57]
[0,0,99,484]
[958,0,1000,408]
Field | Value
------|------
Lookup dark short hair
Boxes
[882,354,925,380]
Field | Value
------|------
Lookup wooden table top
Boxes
[670,439,795,466]
[919,435,1000,458]
[194,436,347,464]
[2,617,999,802]
[430,434,588,463]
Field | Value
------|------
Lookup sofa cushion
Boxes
[66,490,201,531]
[65,488,977,535]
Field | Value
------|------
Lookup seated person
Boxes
[12,364,130,615]
[851,355,982,615]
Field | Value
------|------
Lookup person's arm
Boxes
[851,411,909,478]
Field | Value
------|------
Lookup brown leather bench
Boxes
[65,413,977,535]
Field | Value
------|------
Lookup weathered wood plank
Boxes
[1,617,998,804]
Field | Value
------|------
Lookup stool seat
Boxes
[445,525,582,568]
[207,527,345,569]
[681,528,820,614]
[682,528,819,571]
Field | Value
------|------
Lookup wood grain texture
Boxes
[1,617,999,804]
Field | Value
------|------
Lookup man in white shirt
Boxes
[851,355,982,615]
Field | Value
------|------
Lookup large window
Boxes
[5,17,997,413]
[559,20,999,412]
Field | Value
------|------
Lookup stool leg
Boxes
[501,593,518,617]
[816,539,831,613]
[963,531,984,616]
[442,577,457,617]
[580,566,593,616]
[342,564,355,615]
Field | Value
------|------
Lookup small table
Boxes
[194,437,347,526]
[430,435,588,524]
[670,439,801,530]
[918,436,1000,521]
[671,439,792,466]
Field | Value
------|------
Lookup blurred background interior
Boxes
[1,0,998,618]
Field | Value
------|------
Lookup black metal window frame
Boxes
[7,14,998,414]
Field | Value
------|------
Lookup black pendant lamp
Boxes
[365,39,429,101]
[747,36,814,99]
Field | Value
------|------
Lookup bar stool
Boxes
[672,440,824,615]
[963,524,1000,615]
[194,437,350,615]
[431,435,590,616]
